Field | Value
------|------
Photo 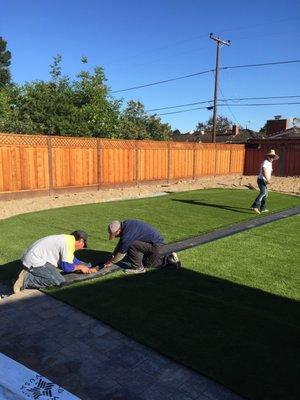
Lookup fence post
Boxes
[229,145,233,174]
[214,143,218,176]
[135,141,140,186]
[279,144,286,176]
[167,141,172,183]
[47,136,54,196]
[97,139,102,190]
[192,142,196,180]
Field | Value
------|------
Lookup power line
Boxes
[147,95,300,112]
[111,69,213,93]
[221,60,300,70]
[147,100,213,112]
[106,17,300,69]
[219,102,300,106]
[111,60,300,93]
[158,102,300,116]
[217,82,240,126]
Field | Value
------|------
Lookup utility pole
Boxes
[209,33,230,143]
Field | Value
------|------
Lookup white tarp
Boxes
[0,353,80,400]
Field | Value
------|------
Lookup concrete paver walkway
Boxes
[0,290,244,400]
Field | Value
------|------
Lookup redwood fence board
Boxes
[244,140,300,176]
[0,133,249,197]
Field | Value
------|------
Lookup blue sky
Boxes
[1,0,300,132]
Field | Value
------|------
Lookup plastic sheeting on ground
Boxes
[0,352,79,400]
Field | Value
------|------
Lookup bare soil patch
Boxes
[0,175,299,220]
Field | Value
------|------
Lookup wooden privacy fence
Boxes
[244,140,300,177]
[0,133,245,196]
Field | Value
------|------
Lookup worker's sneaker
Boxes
[260,209,269,213]
[13,269,28,294]
[252,208,260,214]
[124,267,146,274]
[167,252,181,269]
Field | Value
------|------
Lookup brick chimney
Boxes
[232,124,239,136]
[266,116,288,136]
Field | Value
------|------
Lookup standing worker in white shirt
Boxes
[251,149,279,214]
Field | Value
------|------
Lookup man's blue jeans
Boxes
[251,178,268,211]
[23,262,66,289]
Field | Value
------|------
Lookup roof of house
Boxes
[172,129,262,143]
[266,126,300,140]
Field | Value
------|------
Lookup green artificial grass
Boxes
[47,216,300,400]
[0,188,299,400]
[0,188,299,281]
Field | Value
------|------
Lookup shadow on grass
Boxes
[47,266,299,400]
[172,198,253,214]
[0,251,113,284]
[0,259,23,282]
[74,249,111,267]
[74,249,132,271]
[0,250,133,290]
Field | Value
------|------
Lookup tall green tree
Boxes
[5,55,121,136]
[73,66,121,137]
[0,37,11,86]
[196,116,233,133]
[259,123,267,134]
[119,101,148,139]
[0,85,24,132]
[119,100,171,140]
[0,54,171,139]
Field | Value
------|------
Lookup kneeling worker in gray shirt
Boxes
[13,230,98,293]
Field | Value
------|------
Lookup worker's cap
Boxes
[71,230,88,248]
[108,220,121,240]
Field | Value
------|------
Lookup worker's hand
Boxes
[103,261,113,269]
[79,266,98,274]
[89,267,99,274]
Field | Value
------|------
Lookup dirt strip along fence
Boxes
[0,134,245,197]
[244,139,300,177]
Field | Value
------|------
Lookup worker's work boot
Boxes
[167,252,181,270]
[13,269,28,294]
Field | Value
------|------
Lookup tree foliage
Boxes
[0,52,171,140]
[196,116,233,133]
[118,101,171,140]
[259,123,267,134]
[0,37,11,86]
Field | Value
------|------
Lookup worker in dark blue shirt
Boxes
[104,219,180,274]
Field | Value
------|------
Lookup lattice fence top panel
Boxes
[99,139,137,149]
[0,133,48,146]
[0,133,246,150]
[51,136,97,148]
[171,142,195,149]
[194,143,216,149]
[137,140,168,149]
[225,144,244,150]
[215,144,236,150]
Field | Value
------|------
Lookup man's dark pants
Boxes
[127,241,164,269]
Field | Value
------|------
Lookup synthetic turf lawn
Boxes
[47,216,300,400]
[0,189,299,399]
[0,188,299,281]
